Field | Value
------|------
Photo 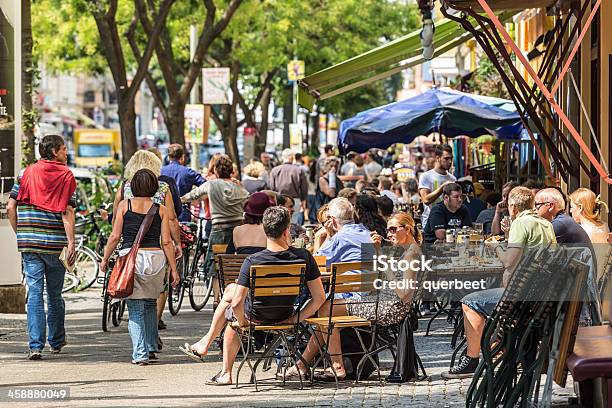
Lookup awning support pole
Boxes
[550,0,601,95]
[475,0,612,184]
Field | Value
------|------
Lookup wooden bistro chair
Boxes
[216,254,249,296]
[233,263,307,391]
[305,261,381,386]
[210,244,229,301]
[212,244,229,272]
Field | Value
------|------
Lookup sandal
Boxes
[179,343,205,363]
[276,365,309,381]
[205,371,232,386]
[313,367,346,382]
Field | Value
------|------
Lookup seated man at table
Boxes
[180,206,325,385]
[314,197,373,267]
[423,183,472,243]
[442,186,556,379]
[280,197,373,380]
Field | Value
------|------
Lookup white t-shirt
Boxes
[418,169,456,227]
[365,161,382,179]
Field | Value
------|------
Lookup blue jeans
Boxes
[126,299,158,362]
[461,288,505,317]
[22,252,66,351]
[307,194,317,224]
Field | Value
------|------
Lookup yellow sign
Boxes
[287,60,305,81]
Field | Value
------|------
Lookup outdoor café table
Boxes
[423,257,505,337]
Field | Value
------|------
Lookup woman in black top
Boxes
[101,169,179,365]
[226,192,272,255]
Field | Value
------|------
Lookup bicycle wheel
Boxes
[189,252,213,311]
[62,273,79,293]
[74,246,100,291]
[102,282,112,332]
[168,251,188,315]
[112,300,126,327]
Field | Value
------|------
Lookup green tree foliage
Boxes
[33,0,176,161]
[467,54,512,99]
[33,0,419,163]
[207,0,420,160]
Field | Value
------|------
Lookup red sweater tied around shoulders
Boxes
[17,160,77,213]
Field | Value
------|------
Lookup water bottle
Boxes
[329,169,337,189]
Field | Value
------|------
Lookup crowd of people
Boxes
[7,135,610,387]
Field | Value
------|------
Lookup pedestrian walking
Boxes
[7,135,77,360]
[269,149,308,225]
[160,144,206,222]
[101,169,179,365]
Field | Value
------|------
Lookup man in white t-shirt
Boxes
[364,150,382,180]
[418,144,456,228]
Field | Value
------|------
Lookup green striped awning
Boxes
[297,12,515,111]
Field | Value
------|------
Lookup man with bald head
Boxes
[534,188,591,244]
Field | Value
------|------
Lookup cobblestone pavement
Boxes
[0,289,577,407]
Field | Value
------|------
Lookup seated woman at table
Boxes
[226,192,272,255]
[284,211,422,380]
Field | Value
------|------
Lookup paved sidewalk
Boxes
[0,289,577,407]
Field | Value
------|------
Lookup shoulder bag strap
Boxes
[129,203,160,254]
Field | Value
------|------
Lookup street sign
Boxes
[202,68,230,104]
[287,60,305,81]
[184,104,208,144]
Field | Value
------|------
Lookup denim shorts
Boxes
[461,288,504,317]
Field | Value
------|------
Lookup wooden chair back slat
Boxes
[256,276,302,287]
[314,255,327,267]
[212,244,228,254]
[250,264,304,277]
[249,263,305,297]
[217,254,249,290]
[334,283,376,294]
[254,287,301,297]
[335,272,378,284]
[331,261,373,275]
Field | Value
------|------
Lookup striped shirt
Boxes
[11,184,76,254]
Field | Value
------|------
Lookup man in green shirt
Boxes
[443,186,556,378]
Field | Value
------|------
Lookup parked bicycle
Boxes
[99,262,126,332]
[167,207,212,315]
[62,211,109,292]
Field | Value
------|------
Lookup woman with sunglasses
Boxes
[348,212,422,327]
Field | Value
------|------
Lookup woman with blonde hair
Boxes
[242,162,267,193]
[569,188,610,244]
[286,211,422,380]
[112,150,182,339]
[113,151,180,248]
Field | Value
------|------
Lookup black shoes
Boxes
[442,355,479,379]
[50,341,67,354]
[158,320,166,330]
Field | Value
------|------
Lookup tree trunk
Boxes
[255,85,272,158]
[21,0,36,166]
[166,100,186,146]
[226,102,240,165]
[118,102,138,162]
[282,85,292,149]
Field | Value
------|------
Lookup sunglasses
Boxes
[534,201,550,209]
[386,226,406,234]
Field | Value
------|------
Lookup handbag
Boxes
[107,202,159,298]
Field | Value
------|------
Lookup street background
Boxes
[0,289,576,407]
